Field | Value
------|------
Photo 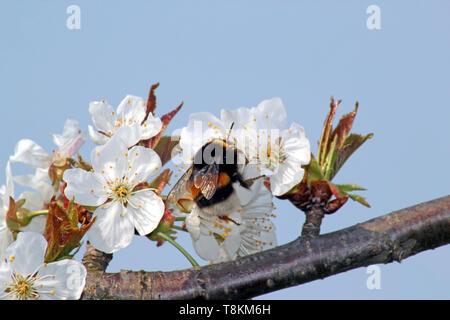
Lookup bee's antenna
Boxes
[226,122,235,141]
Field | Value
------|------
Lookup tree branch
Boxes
[82,241,113,272]
[301,205,325,238]
[81,195,450,300]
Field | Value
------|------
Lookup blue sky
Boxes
[0,1,449,299]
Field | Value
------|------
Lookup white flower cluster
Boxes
[177,97,310,263]
[179,98,310,196]
[64,96,165,253]
[0,232,86,300]
[63,135,164,253]
[0,91,311,299]
[0,94,165,299]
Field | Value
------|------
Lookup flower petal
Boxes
[52,119,86,158]
[270,123,310,196]
[35,259,86,300]
[18,183,53,210]
[63,168,108,206]
[6,232,46,275]
[0,259,11,285]
[0,227,13,260]
[116,95,146,124]
[127,189,164,235]
[282,123,310,162]
[179,112,227,165]
[252,97,287,130]
[192,233,220,262]
[20,215,47,234]
[140,115,162,141]
[185,207,201,240]
[88,125,109,145]
[270,163,305,196]
[239,218,277,257]
[89,100,115,133]
[5,162,14,201]
[90,135,128,182]
[221,107,254,130]
[126,146,161,184]
[113,124,143,148]
[13,167,49,191]
[233,164,262,206]
[220,228,241,260]
[9,139,51,169]
[87,201,135,253]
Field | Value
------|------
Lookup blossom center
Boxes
[110,181,132,204]
[259,137,286,170]
[114,116,138,129]
[6,273,39,300]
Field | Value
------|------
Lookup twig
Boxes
[82,241,113,272]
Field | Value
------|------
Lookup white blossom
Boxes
[0,162,15,259]
[0,232,86,300]
[63,135,165,253]
[88,95,162,147]
[7,118,85,228]
[178,98,310,197]
[0,162,49,259]
[10,118,85,169]
[221,98,311,196]
[185,166,277,263]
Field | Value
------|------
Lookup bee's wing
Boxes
[193,163,219,200]
[167,165,193,204]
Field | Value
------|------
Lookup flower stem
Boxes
[32,210,48,216]
[157,232,199,267]
[171,225,187,232]
[175,217,186,222]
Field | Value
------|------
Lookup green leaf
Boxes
[82,205,98,213]
[347,193,371,208]
[305,153,324,180]
[323,135,338,180]
[317,97,339,166]
[334,183,367,193]
[332,133,373,177]
[66,199,79,228]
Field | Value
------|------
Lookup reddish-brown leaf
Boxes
[153,136,180,166]
[144,102,183,149]
[332,133,373,177]
[144,82,160,120]
[324,196,349,214]
[149,169,173,195]
[44,198,95,262]
[318,97,340,166]
[330,101,358,150]
[5,197,27,231]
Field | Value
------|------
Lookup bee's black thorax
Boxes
[191,140,248,208]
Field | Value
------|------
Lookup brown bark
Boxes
[82,242,112,272]
[301,206,325,238]
[81,195,450,300]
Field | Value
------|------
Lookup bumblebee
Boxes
[168,137,255,216]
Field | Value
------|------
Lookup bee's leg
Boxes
[236,174,251,189]
[242,175,266,188]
